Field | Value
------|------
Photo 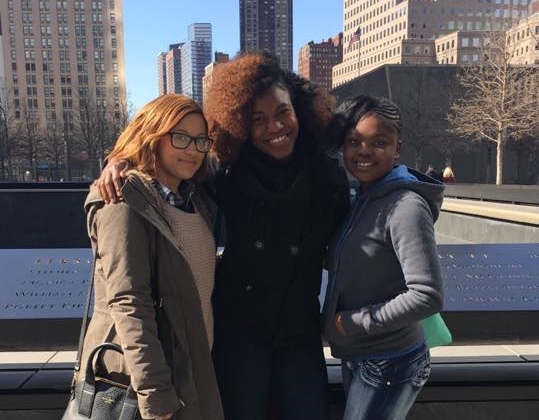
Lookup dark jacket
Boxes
[83,172,223,420]
[323,166,445,359]
[212,141,350,345]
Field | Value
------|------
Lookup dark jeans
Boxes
[341,343,431,420]
[212,330,330,420]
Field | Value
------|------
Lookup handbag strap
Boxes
[73,246,97,373]
[74,223,162,374]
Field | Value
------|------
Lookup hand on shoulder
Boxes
[94,158,130,204]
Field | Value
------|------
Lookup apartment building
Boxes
[507,11,539,64]
[435,31,492,65]
[435,10,539,67]
[202,52,229,104]
[240,0,293,71]
[333,0,531,87]
[0,0,126,132]
[298,34,343,92]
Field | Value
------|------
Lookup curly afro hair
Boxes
[204,51,336,164]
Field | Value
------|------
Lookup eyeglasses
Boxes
[168,131,213,153]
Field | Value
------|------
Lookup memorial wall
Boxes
[0,184,91,349]
[2,184,539,349]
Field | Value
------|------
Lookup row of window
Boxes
[346,6,406,32]
[345,0,399,18]
[346,17,531,53]
[18,69,119,83]
[15,1,115,12]
[13,45,117,65]
[13,88,121,110]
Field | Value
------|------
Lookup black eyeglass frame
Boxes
[168,131,213,153]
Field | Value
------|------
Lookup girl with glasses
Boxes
[83,94,223,420]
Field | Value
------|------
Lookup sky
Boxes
[123,0,343,111]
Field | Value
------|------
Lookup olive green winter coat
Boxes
[81,172,223,420]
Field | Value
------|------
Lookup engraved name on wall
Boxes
[0,249,92,319]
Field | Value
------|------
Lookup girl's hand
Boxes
[335,313,346,336]
[94,158,130,203]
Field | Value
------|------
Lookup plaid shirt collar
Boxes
[152,180,194,212]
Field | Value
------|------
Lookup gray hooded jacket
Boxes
[322,166,445,359]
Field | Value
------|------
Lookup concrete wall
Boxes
[437,212,539,244]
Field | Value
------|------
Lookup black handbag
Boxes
[62,342,141,420]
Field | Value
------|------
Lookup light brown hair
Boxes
[107,93,208,180]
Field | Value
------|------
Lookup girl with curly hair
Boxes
[204,52,349,420]
[94,52,350,420]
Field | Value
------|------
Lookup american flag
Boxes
[347,26,361,51]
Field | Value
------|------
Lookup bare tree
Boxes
[12,103,51,181]
[0,96,10,181]
[75,93,129,179]
[41,122,66,181]
[0,86,18,181]
[448,30,539,184]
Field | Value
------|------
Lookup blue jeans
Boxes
[212,330,329,420]
[341,344,430,420]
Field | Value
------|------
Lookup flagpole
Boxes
[357,35,361,78]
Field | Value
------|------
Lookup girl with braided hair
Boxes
[322,95,444,420]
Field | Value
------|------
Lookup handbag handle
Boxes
[78,342,138,419]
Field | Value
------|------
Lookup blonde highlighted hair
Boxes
[107,93,208,179]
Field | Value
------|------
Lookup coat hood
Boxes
[357,165,445,221]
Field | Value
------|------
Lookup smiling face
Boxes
[155,113,207,191]
[343,113,401,190]
[250,84,299,161]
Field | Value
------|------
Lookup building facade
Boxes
[181,23,212,105]
[157,51,167,96]
[507,11,539,65]
[0,0,126,181]
[202,52,229,104]
[165,43,183,94]
[239,0,293,70]
[298,33,343,92]
[333,0,531,87]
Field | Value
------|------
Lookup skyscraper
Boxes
[239,0,292,71]
[0,0,127,181]
[181,23,212,105]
